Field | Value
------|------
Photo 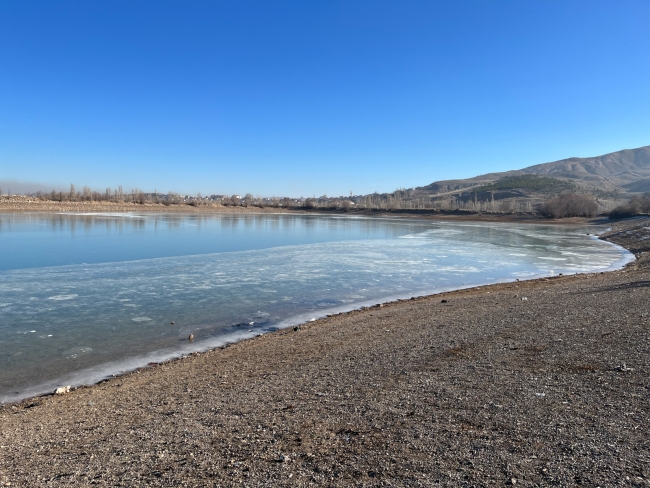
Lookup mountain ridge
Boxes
[422,145,650,194]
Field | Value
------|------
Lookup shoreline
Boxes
[0,198,612,225]
[0,217,648,485]
[0,218,642,394]
[1,265,631,407]
[0,219,631,406]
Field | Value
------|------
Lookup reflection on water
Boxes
[0,213,631,403]
[0,212,419,271]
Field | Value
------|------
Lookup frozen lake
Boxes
[0,212,632,403]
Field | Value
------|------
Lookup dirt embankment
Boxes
[0,197,291,214]
[0,218,648,486]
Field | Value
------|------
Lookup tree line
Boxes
[2,183,626,219]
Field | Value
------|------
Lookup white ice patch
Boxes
[47,294,78,301]
[132,317,152,322]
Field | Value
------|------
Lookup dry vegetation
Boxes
[538,193,599,218]
[0,180,626,219]
[609,194,650,219]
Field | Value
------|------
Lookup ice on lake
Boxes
[0,213,632,403]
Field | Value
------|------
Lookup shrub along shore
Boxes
[0,195,612,223]
[0,217,648,486]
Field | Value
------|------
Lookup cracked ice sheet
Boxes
[0,219,631,403]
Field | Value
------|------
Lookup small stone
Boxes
[55,386,71,395]
[293,326,300,332]
[441,299,447,303]
[188,334,194,342]
[171,321,175,325]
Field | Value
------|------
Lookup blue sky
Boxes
[1,1,649,197]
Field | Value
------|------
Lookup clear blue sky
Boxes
[1,1,649,197]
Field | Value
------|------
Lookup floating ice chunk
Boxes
[132,317,152,322]
[48,294,78,301]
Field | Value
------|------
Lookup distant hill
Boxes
[421,145,650,195]
[353,145,650,214]
[518,145,650,190]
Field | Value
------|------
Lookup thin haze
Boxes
[1,1,648,197]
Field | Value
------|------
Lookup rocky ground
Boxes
[0,218,649,486]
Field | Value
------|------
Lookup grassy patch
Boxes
[478,175,575,193]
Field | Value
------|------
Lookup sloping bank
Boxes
[0,218,648,486]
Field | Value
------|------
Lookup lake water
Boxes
[0,212,632,403]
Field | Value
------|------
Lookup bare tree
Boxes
[540,194,598,218]
[303,198,316,209]
[609,193,650,218]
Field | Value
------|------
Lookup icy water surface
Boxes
[0,212,632,403]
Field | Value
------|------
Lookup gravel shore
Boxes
[0,218,648,487]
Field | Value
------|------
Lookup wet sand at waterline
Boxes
[0,218,648,486]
